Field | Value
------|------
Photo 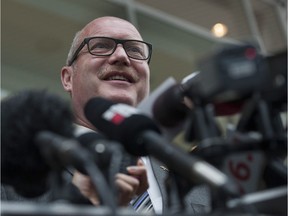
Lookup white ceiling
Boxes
[1,0,287,99]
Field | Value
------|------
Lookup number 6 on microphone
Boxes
[223,151,265,194]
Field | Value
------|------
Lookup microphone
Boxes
[137,77,184,141]
[152,43,268,129]
[35,131,117,208]
[152,82,190,128]
[35,131,96,175]
[1,90,116,208]
[1,89,75,198]
[77,132,138,177]
[84,97,240,197]
[77,132,114,173]
[152,72,246,128]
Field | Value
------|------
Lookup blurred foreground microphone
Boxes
[1,89,75,198]
[77,132,137,177]
[77,132,115,174]
[152,44,268,128]
[35,131,116,208]
[195,43,268,102]
[152,72,244,128]
[84,97,240,197]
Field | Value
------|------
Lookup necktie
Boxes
[131,191,154,213]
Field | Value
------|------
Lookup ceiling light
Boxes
[211,23,228,37]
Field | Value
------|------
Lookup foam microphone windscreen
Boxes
[152,84,189,127]
[78,132,137,175]
[1,89,75,197]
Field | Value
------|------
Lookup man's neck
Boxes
[74,118,96,131]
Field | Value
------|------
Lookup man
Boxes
[61,16,210,214]
[60,16,150,207]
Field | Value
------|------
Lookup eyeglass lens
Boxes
[88,38,149,60]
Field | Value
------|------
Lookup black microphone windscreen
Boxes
[1,89,75,197]
[152,84,189,127]
[76,132,112,171]
[77,132,137,175]
[77,132,106,147]
[84,97,161,156]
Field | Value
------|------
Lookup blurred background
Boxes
[1,0,287,99]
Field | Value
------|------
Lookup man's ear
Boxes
[61,66,73,92]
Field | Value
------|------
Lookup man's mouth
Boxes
[102,72,135,83]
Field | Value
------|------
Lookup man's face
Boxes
[61,17,150,126]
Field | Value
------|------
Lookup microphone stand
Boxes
[184,99,231,211]
[154,97,227,213]
[236,92,287,187]
[217,92,287,215]
[165,170,193,214]
[184,102,221,143]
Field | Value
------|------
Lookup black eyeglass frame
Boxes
[68,36,153,66]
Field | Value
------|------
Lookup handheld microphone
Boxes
[1,89,75,197]
[84,97,240,197]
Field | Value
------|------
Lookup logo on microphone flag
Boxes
[103,103,139,125]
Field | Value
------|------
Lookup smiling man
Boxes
[61,16,151,130]
[60,16,151,208]
[60,16,210,214]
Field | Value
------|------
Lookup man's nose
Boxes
[108,44,130,65]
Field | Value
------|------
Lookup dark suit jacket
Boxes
[149,157,211,215]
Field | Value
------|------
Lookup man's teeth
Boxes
[107,75,128,81]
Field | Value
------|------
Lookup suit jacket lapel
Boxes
[148,156,211,214]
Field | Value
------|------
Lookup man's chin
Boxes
[105,95,135,106]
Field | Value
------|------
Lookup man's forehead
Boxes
[84,17,142,40]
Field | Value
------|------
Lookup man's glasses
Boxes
[68,36,152,66]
